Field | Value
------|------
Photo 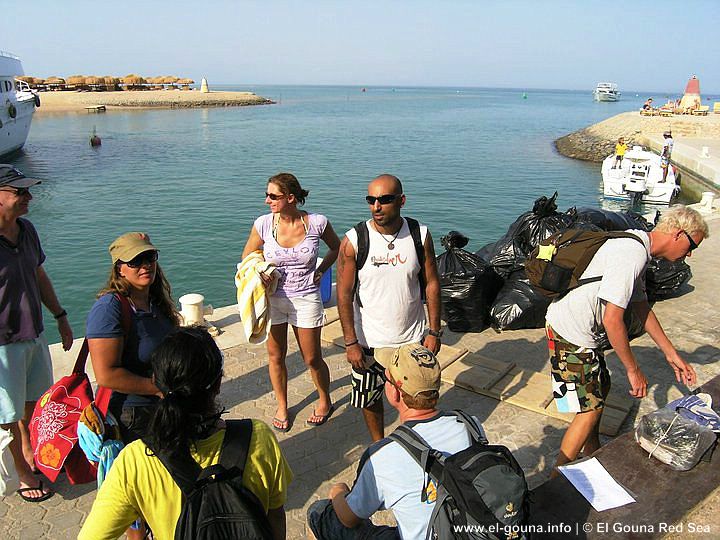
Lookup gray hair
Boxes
[655,205,710,238]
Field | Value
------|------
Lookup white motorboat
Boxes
[0,51,39,158]
[593,82,620,102]
[602,145,680,205]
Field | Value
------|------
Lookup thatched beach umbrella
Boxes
[17,76,34,83]
[102,76,119,90]
[67,75,87,90]
[45,76,66,91]
[178,78,194,90]
[121,74,147,90]
[85,76,103,89]
[161,76,179,89]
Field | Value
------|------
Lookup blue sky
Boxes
[5,0,720,93]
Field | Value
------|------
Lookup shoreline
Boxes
[554,111,720,162]
[33,89,274,114]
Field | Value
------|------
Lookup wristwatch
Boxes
[428,328,444,338]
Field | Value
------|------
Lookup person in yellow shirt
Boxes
[612,137,628,169]
[78,327,293,540]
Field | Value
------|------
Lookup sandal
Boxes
[17,480,54,503]
[306,405,335,427]
[272,417,291,433]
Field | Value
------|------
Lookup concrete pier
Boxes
[3,215,720,538]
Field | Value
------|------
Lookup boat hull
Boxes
[594,91,619,102]
[601,147,680,205]
[0,52,36,158]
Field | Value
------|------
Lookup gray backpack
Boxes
[389,410,529,540]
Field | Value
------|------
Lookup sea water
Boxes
[8,85,652,343]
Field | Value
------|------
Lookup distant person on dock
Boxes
[336,174,442,442]
[79,327,293,540]
[0,165,73,503]
[242,172,340,433]
[642,97,654,110]
[86,232,179,539]
[661,131,674,182]
[612,137,628,169]
[545,205,707,476]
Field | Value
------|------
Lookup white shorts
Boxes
[270,290,324,328]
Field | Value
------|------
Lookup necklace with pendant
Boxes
[378,227,401,250]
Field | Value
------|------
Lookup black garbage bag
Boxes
[596,307,647,351]
[438,239,504,333]
[646,258,692,300]
[490,270,551,330]
[476,192,575,277]
[441,230,469,250]
[570,207,654,232]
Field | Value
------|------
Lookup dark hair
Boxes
[143,327,224,456]
[268,172,309,206]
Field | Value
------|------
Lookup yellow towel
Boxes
[235,251,279,344]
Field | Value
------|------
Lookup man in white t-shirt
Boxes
[307,343,483,540]
[336,174,442,441]
[661,131,674,182]
[545,205,708,474]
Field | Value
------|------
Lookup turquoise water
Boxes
[9,86,650,343]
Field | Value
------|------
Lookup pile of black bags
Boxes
[437,193,693,334]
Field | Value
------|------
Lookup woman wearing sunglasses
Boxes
[242,173,340,432]
[85,232,179,540]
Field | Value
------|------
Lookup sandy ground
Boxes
[585,110,720,141]
[34,89,273,114]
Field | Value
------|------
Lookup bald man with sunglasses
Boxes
[337,174,442,442]
[0,165,73,503]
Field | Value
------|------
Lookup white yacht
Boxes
[593,82,620,102]
[0,50,39,158]
[602,146,680,205]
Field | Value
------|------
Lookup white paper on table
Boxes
[558,457,636,512]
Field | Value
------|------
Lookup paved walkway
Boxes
[2,216,720,539]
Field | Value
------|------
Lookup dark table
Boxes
[529,374,720,539]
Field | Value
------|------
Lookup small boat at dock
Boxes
[0,50,39,158]
[601,145,680,205]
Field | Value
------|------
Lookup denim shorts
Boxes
[0,334,53,424]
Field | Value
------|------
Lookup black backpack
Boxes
[353,217,426,306]
[389,410,529,540]
[153,419,274,540]
[525,229,644,299]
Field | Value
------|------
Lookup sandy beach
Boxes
[34,89,274,114]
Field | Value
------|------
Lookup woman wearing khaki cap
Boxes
[85,232,179,540]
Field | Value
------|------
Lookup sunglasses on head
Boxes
[682,230,698,253]
[0,187,30,197]
[366,194,400,205]
[122,251,159,268]
[265,192,286,201]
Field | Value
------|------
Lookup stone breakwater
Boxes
[555,111,720,162]
[35,89,274,114]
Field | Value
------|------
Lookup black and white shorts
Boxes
[350,347,386,409]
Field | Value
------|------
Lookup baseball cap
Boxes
[0,164,42,189]
[109,232,157,263]
[374,343,441,397]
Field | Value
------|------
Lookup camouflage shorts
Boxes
[546,325,610,414]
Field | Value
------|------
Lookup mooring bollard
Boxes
[179,293,219,335]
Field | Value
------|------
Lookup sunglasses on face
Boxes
[366,194,400,205]
[0,187,30,197]
[123,251,159,268]
[265,192,286,201]
[682,230,698,253]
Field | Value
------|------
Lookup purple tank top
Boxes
[254,212,328,298]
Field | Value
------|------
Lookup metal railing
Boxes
[0,50,20,60]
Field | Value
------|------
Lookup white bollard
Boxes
[700,191,715,210]
[179,293,214,326]
[200,78,209,93]
[701,146,710,158]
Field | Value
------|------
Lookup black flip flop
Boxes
[17,480,54,503]
[272,417,291,433]
[306,405,335,427]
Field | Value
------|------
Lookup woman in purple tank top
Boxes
[242,173,340,432]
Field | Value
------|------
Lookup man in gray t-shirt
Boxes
[0,165,73,502]
[545,205,707,475]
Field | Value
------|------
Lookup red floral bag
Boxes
[29,294,131,484]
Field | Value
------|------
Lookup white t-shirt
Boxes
[545,230,651,348]
[346,218,428,348]
[346,413,484,540]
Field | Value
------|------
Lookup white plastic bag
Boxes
[1,427,20,495]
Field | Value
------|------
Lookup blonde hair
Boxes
[654,205,710,238]
[98,263,181,325]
